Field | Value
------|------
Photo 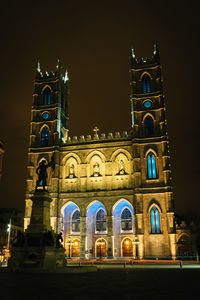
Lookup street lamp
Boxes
[96,239,105,259]
[66,237,73,259]
[6,219,11,266]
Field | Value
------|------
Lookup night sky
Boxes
[0,1,199,218]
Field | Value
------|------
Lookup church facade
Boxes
[24,46,185,259]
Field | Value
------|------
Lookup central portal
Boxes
[122,238,133,257]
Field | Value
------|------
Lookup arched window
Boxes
[43,87,51,105]
[96,209,106,232]
[147,152,157,179]
[142,74,151,93]
[150,206,160,233]
[144,115,154,137]
[121,208,132,231]
[71,210,80,232]
[41,127,49,146]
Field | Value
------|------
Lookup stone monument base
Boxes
[10,244,65,272]
[9,190,66,272]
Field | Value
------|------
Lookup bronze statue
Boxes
[35,153,55,191]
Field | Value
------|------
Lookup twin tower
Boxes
[24,46,183,259]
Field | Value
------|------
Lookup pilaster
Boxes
[107,215,113,257]
[80,216,86,258]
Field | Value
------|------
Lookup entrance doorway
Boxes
[122,238,133,257]
[96,239,107,257]
[71,239,80,257]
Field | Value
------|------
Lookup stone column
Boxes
[169,233,177,260]
[138,235,144,259]
[107,215,113,258]
[80,216,86,258]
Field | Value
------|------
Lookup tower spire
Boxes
[37,61,40,73]
[130,47,136,67]
[64,69,69,82]
[153,42,160,60]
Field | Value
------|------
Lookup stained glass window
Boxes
[121,208,132,231]
[43,87,51,105]
[147,152,157,179]
[144,115,154,137]
[143,100,152,109]
[150,206,160,233]
[41,127,49,146]
[42,112,49,120]
[142,74,151,93]
[96,209,106,232]
[71,210,80,232]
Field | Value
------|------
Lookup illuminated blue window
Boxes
[71,210,80,232]
[43,87,51,105]
[142,74,151,93]
[41,127,49,146]
[42,112,49,120]
[147,152,157,179]
[150,206,160,233]
[96,209,106,232]
[143,100,152,109]
[121,208,132,231]
[144,115,154,137]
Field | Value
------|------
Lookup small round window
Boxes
[143,100,152,109]
[42,112,50,120]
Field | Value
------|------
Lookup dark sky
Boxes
[0,0,199,217]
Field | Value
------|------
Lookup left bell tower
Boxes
[24,60,69,230]
[31,60,69,148]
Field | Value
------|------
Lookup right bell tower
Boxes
[130,45,176,258]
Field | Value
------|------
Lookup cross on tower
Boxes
[93,126,99,135]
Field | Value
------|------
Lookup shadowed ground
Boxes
[0,267,199,300]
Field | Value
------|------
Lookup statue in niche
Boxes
[119,159,126,175]
[93,162,100,177]
[35,153,55,191]
[69,163,75,178]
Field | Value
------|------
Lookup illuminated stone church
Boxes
[24,46,187,259]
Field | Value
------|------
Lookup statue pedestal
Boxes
[10,190,65,272]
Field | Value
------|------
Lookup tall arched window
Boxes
[41,127,49,146]
[121,208,132,231]
[142,74,151,93]
[144,115,154,137]
[96,209,106,232]
[71,210,80,232]
[147,152,157,179]
[150,206,160,233]
[43,87,51,105]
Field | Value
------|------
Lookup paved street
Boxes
[0,265,200,300]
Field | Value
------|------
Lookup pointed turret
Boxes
[56,59,62,76]
[64,69,69,83]
[153,42,160,61]
[37,61,41,73]
[130,47,137,67]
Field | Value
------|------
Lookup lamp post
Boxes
[96,240,105,259]
[66,237,73,259]
[6,218,11,266]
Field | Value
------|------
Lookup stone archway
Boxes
[177,235,194,259]
[96,238,107,258]
[122,238,133,257]
[71,239,80,257]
